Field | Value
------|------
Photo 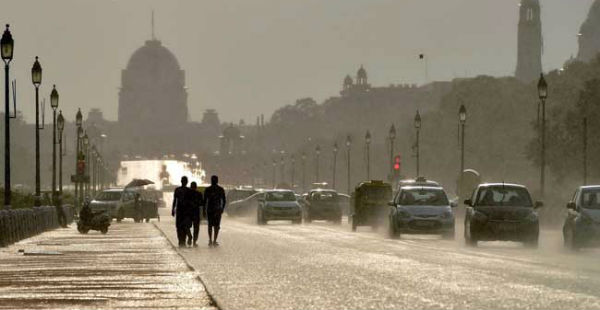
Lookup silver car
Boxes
[257,190,302,225]
[90,188,136,222]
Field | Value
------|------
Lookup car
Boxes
[350,180,393,231]
[396,177,440,191]
[226,187,258,209]
[563,185,600,250]
[90,188,136,222]
[388,186,456,239]
[464,183,542,247]
[303,189,342,224]
[257,190,302,225]
[227,191,264,217]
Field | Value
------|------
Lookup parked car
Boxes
[257,190,302,225]
[563,185,600,250]
[90,188,136,222]
[464,183,542,247]
[350,180,393,231]
[303,189,342,224]
[388,185,456,239]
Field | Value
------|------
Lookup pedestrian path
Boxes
[0,221,216,310]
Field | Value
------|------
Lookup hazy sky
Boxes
[0,0,595,124]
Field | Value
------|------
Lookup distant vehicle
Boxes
[563,185,600,250]
[464,183,542,247]
[303,189,342,224]
[388,186,456,239]
[90,188,136,222]
[350,180,393,231]
[396,177,440,190]
[227,192,264,217]
[257,190,302,225]
[226,187,258,208]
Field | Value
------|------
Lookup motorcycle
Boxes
[78,202,111,234]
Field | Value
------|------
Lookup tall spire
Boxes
[151,10,155,40]
[515,0,543,82]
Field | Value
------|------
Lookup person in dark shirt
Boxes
[189,182,204,247]
[203,175,226,247]
[172,176,193,247]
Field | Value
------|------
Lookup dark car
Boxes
[464,183,542,247]
[388,186,456,239]
[303,189,342,224]
[563,185,600,250]
[227,191,263,217]
[257,190,302,225]
[350,180,393,231]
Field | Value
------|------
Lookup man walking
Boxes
[172,176,193,247]
[189,182,204,247]
[203,175,226,247]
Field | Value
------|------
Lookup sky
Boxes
[0,0,595,124]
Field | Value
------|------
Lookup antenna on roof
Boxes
[151,10,156,40]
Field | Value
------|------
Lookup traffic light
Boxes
[393,155,401,174]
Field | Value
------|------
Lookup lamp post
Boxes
[388,124,396,178]
[301,152,306,192]
[332,142,338,190]
[280,154,285,185]
[537,73,548,197]
[57,111,64,198]
[290,155,295,189]
[83,133,89,199]
[50,85,58,205]
[31,56,42,207]
[272,159,276,188]
[75,108,82,210]
[365,130,371,180]
[315,145,321,183]
[1,25,13,209]
[583,117,588,186]
[414,110,421,177]
[346,135,351,194]
[459,104,467,175]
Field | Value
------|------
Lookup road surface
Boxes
[156,208,600,310]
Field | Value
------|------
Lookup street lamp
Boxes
[50,85,59,205]
[57,111,64,198]
[83,133,89,199]
[459,104,467,175]
[365,130,371,180]
[290,154,295,189]
[272,159,277,188]
[1,24,13,209]
[315,145,321,182]
[301,152,307,192]
[346,135,351,194]
[75,109,83,210]
[332,142,338,190]
[414,110,421,177]
[31,56,42,206]
[388,124,396,179]
[537,73,547,197]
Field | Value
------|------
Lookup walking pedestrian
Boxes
[172,176,193,247]
[190,182,204,247]
[203,175,226,247]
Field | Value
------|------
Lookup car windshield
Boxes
[95,191,122,201]
[266,191,296,202]
[581,189,600,209]
[313,192,337,201]
[398,188,449,206]
[475,186,532,207]
[361,187,391,200]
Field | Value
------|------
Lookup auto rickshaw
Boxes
[350,180,393,231]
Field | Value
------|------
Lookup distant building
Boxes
[578,0,600,62]
[515,0,543,83]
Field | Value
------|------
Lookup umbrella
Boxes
[125,178,155,189]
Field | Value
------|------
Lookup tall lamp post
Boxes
[537,73,548,197]
[414,110,421,177]
[57,111,64,199]
[290,155,295,189]
[75,108,83,210]
[388,124,396,178]
[365,130,371,180]
[272,159,276,188]
[1,24,13,209]
[31,57,42,207]
[83,133,89,199]
[583,117,588,186]
[346,135,351,194]
[459,104,467,174]
[332,142,338,190]
[301,152,306,192]
[315,145,321,183]
[50,85,59,204]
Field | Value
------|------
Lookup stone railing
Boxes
[0,205,75,247]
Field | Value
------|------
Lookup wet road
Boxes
[157,209,600,310]
[0,221,215,310]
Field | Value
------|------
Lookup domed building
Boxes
[118,37,189,155]
[578,0,600,62]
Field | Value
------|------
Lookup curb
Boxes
[152,222,223,310]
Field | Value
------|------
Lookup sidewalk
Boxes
[0,220,216,310]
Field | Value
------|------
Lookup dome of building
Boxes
[578,0,600,62]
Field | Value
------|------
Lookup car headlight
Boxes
[525,212,538,222]
[441,210,453,219]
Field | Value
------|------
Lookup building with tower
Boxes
[515,0,543,83]
[578,0,600,62]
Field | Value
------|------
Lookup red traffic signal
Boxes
[393,155,401,171]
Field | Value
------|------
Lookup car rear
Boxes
[263,191,302,222]
[391,187,454,237]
